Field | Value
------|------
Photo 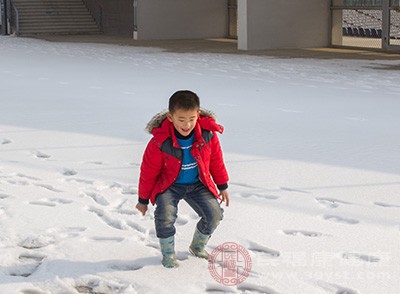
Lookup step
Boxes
[13,0,100,35]
[19,19,98,26]
[18,12,92,17]
[20,23,98,28]
[19,15,95,20]
[14,1,85,5]
[21,15,94,20]
[20,23,99,29]
[16,8,90,12]
[15,4,87,9]
[20,27,100,33]
[20,29,101,35]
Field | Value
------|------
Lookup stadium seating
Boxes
[342,9,400,39]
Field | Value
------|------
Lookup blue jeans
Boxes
[154,182,223,239]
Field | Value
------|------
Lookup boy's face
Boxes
[167,108,200,137]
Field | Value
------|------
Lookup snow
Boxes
[1,36,400,294]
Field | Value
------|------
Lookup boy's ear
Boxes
[167,112,173,122]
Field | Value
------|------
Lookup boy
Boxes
[136,90,229,268]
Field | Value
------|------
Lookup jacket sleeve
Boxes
[138,139,163,204]
[209,133,229,190]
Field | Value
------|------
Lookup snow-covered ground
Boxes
[0,36,399,294]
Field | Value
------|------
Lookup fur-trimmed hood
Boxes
[145,108,220,134]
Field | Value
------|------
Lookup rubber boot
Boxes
[159,236,178,268]
[189,227,211,259]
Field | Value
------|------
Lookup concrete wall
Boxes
[84,0,133,36]
[135,0,228,40]
[331,10,343,46]
[238,0,331,50]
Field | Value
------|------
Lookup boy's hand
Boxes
[219,190,229,207]
[136,203,148,216]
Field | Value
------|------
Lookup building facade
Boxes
[82,0,331,50]
[4,0,399,51]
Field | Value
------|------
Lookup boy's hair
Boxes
[168,90,200,113]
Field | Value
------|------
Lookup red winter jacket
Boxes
[138,109,229,205]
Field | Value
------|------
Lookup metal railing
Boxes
[331,0,400,50]
[94,0,103,32]
[10,0,19,35]
[83,0,103,32]
[332,0,400,9]
[133,0,137,33]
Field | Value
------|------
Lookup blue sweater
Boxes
[176,133,199,184]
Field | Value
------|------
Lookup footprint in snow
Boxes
[315,281,359,294]
[49,198,73,204]
[19,253,46,263]
[248,241,280,257]
[322,214,359,225]
[16,173,41,181]
[0,193,11,199]
[86,161,104,165]
[373,202,400,208]
[75,278,130,294]
[7,179,29,186]
[29,200,57,207]
[32,151,51,159]
[282,230,324,237]
[126,220,154,237]
[19,234,55,249]
[91,236,124,242]
[64,177,94,185]
[342,252,380,263]
[82,191,110,206]
[240,192,279,200]
[1,138,12,144]
[120,186,138,195]
[34,183,62,193]
[75,285,96,294]
[230,182,260,189]
[88,206,126,230]
[28,198,72,208]
[237,284,280,294]
[205,284,236,293]
[8,253,45,278]
[114,199,139,216]
[109,182,138,195]
[108,261,143,271]
[47,227,87,238]
[20,288,46,294]
[280,187,309,194]
[316,197,353,209]
[62,168,78,176]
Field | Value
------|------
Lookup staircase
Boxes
[12,0,101,35]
